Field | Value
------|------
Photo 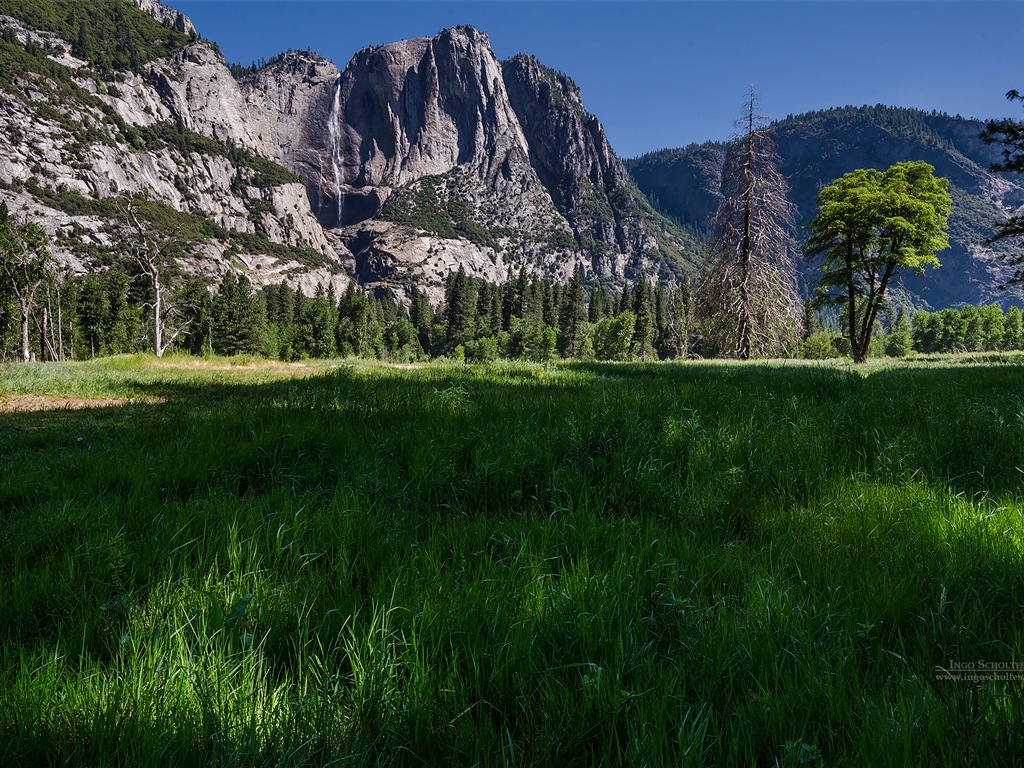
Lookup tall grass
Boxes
[1,357,1022,765]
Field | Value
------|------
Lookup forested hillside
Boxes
[628,106,1024,308]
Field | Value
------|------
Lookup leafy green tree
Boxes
[337,284,380,358]
[383,319,423,362]
[938,309,963,353]
[885,309,913,357]
[465,335,499,363]
[803,332,842,359]
[912,310,936,353]
[594,312,636,361]
[299,295,337,358]
[807,162,951,363]
[978,304,1006,351]
[503,317,546,361]
[1003,306,1023,350]
[0,203,53,361]
[961,304,984,352]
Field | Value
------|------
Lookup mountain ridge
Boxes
[627,104,1024,307]
[0,0,1020,310]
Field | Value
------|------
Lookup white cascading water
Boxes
[326,77,345,226]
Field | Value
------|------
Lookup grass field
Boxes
[2,354,1023,766]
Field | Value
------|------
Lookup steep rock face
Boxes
[0,10,347,292]
[501,54,658,258]
[151,42,268,153]
[240,52,343,227]
[274,26,694,294]
[329,26,547,226]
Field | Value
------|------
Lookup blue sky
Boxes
[173,1,1024,158]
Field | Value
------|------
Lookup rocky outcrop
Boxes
[0,12,347,293]
[132,0,196,36]
[328,27,548,225]
[150,42,268,153]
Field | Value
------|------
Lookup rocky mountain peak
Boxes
[330,23,533,227]
[132,0,196,37]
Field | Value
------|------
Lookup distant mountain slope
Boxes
[628,106,1024,308]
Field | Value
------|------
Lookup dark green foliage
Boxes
[175,277,213,356]
[886,310,913,357]
[212,273,269,356]
[335,283,383,359]
[76,273,108,358]
[913,303,1023,353]
[631,277,656,360]
[410,288,434,355]
[557,266,587,357]
[443,266,476,353]
[3,0,195,77]
[380,174,500,249]
[298,292,337,359]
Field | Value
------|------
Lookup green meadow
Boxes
[1,355,1023,766]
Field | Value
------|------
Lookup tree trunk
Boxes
[152,265,164,358]
[19,297,30,362]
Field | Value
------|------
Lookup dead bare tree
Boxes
[0,202,53,362]
[115,193,194,358]
[665,278,696,358]
[698,90,802,359]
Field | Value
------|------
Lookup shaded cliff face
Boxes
[275,28,695,295]
[240,52,341,227]
[330,26,539,225]
[628,106,1024,308]
[501,54,659,257]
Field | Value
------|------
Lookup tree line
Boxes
[7,224,1022,366]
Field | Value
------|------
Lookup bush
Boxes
[466,336,499,363]
[802,331,842,360]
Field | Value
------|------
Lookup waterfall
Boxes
[326,77,344,226]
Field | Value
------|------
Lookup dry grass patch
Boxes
[0,394,155,412]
